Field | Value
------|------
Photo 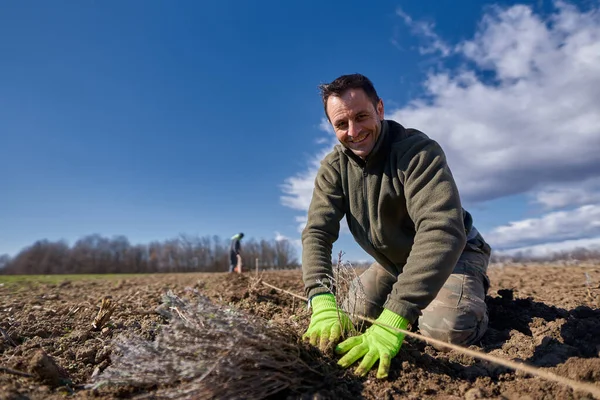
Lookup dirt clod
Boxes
[464,387,484,400]
[28,350,68,387]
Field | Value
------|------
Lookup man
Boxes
[302,74,491,379]
[229,232,244,273]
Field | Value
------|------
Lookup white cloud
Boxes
[280,147,331,213]
[274,231,302,248]
[281,2,600,253]
[274,231,287,242]
[294,215,308,233]
[280,118,338,229]
[459,4,553,80]
[318,117,334,134]
[531,176,600,210]
[485,204,600,249]
[390,2,600,203]
[395,7,452,56]
[497,236,600,258]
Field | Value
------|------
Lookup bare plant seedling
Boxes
[316,251,367,338]
[91,297,117,331]
[247,270,266,295]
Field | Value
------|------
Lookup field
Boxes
[1,264,600,399]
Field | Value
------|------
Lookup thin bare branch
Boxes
[0,327,17,347]
[0,366,34,378]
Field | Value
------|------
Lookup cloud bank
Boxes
[390,2,600,204]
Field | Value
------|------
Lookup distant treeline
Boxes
[2,234,599,275]
[0,234,299,275]
[490,247,600,263]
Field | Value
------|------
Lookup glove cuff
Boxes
[377,308,410,331]
[310,293,337,312]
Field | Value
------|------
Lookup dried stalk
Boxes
[91,297,117,331]
[0,327,17,347]
[0,366,34,378]
[315,250,366,336]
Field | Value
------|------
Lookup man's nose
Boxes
[348,121,360,138]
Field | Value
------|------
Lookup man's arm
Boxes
[302,158,346,300]
[384,138,466,323]
[301,158,353,351]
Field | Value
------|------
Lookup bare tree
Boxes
[274,239,298,269]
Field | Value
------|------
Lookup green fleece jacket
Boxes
[302,119,469,323]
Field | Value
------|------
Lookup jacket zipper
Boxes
[363,167,373,246]
[362,163,395,270]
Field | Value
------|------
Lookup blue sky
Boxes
[2,0,600,262]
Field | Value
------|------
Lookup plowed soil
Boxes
[1,264,600,399]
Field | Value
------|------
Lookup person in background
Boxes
[229,232,244,273]
[301,73,491,379]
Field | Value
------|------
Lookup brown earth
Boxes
[1,264,600,399]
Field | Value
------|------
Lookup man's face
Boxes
[326,88,384,159]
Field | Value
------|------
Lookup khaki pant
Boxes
[342,235,490,347]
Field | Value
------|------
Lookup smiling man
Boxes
[301,73,491,379]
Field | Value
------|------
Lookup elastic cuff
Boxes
[382,298,419,324]
[310,293,337,311]
[378,308,410,330]
[307,286,334,300]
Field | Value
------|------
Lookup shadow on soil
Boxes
[485,289,600,363]
[394,289,600,383]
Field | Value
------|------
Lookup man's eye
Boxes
[356,114,367,121]
[335,122,348,130]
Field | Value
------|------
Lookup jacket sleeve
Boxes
[383,138,466,323]
[302,159,346,300]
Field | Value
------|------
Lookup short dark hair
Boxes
[318,74,380,120]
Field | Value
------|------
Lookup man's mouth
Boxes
[348,132,369,144]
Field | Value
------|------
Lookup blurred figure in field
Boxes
[229,232,244,273]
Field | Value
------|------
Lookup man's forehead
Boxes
[328,88,368,103]
[328,94,373,118]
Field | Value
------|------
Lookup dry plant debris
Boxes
[91,297,117,331]
[91,291,332,399]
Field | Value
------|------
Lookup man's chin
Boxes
[342,142,372,158]
[350,147,371,159]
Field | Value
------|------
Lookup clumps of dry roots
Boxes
[91,291,330,399]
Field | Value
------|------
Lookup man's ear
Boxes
[377,99,384,120]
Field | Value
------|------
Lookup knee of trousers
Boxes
[418,301,489,346]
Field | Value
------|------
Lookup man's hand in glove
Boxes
[303,293,353,352]
[335,308,409,379]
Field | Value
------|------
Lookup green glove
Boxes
[335,308,409,379]
[303,293,352,351]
